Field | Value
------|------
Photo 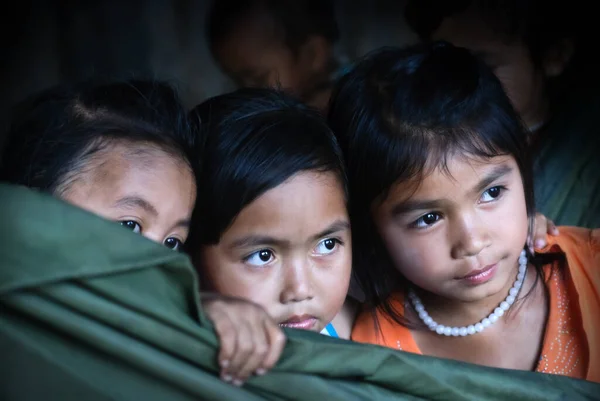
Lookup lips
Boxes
[457,262,499,285]
[460,263,496,280]
[279,315,317,330]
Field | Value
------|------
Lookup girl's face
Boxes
[372,155,529,303]
[63,142,197,250]
[200,171,352,333]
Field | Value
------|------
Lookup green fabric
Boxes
[533,89,600,228]
[1,184,598,401]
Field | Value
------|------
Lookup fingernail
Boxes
[535,239,545,248]
[255,368,266,376]
[220,360,230,368]
[222,374,232,382]
[232,379,243,387]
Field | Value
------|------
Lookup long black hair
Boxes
[328,41,538,326]
[188,87,346,253]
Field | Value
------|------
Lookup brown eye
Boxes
[481,186,505,202]
[164,237,182,251]
[315,238,340,255]
[120,220,141,234]
[244,249,274,266]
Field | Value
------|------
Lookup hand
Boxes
[531,213,559,252]
[202,294,286,386]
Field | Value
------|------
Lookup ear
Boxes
[297,35,332,75]
[543,38,574,78]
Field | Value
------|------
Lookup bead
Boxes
[407,251,527,337]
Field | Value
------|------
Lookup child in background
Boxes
[328,42,599,381]
[404,0,600,227]
[206,0,347,113]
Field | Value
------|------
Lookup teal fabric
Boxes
[533,89,600,228]
[1,183,598,400]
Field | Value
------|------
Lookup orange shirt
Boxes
[352,227,600,382]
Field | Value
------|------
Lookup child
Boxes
[328,42,599,381]
[0,79,286,387]
[0,79,198,249]
[206,0,347,113]
[188,87,356,383]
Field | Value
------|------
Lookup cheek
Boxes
[378,223,443,286]
[315,247,352,316]
[496,188,529,246]
[199,249,272,305]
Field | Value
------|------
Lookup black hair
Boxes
[0,79,198,196]
[328,41,538,327]
[188,87,346,249]
[206,0,339,55]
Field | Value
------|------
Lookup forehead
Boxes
[222,171,347,239]
[67,142,196,213]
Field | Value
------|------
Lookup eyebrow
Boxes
[471,163,513,195]
[113,196,159,216]
[310,220,351,241]
[113,196,192,228]
[391,164,513,215]
[229,219,350,249]
[391,199,447,216]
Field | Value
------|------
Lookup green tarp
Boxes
[1,183,598,400]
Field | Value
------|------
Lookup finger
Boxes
[259,319,286,374]
[549,220,559,236]
[213,315,237,382]
[533,219,547,250]
[235,319,271,383]
[228,320,254,386]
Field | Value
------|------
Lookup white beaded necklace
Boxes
[408,250,528,337]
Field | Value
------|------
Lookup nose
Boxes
[280,259,314,304]
[451,212,491,259]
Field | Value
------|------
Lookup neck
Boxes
[409,263,536,328]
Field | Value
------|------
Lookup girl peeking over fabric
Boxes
[0,80,198,250]
[187,88,357,383]
[0,79,288,388]
[328,42,599,382]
